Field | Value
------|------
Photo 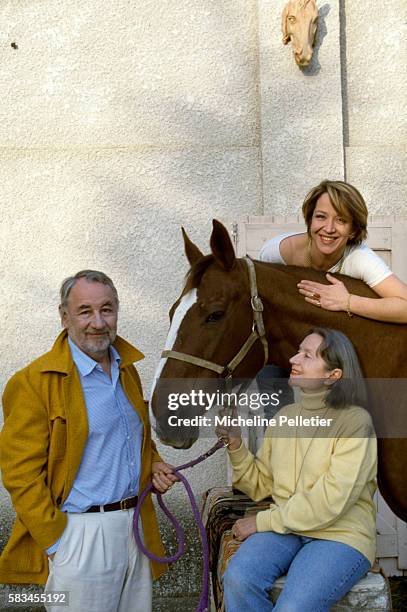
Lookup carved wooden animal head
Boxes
[282,0,318,67]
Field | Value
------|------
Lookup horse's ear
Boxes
[182,227,204,266]
[210,220,236,270]
[281,3,290,44]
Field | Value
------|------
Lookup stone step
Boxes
[270,571,391,611]
[207,570,392,611]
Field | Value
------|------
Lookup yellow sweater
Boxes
[228,389,377,564]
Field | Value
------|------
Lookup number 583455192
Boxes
[3,591,68,606]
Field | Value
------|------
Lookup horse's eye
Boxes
[205,311,225,323]
[288,15,296,23]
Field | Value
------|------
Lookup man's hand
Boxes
[151,461,178,493]
[231,516,257,541]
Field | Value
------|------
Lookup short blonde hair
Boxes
[302,180,368,245]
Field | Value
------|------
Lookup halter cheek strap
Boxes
[161,256,269,378]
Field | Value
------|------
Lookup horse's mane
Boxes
[185,255,215,292]
[184,255,382,305]
[185,255,344,296]
[256,259,385,302]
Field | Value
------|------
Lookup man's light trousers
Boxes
[45,508,152,612]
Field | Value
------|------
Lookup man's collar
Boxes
[67,337,122,377]
[110,344,122,365]
[67,337,99,376]
[39,329,144,373]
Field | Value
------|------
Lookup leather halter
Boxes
[161,257,269,379]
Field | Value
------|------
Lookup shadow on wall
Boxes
[338,0,349,148]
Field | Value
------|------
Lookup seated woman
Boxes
[260,179,407,322]
[218,328,377,612]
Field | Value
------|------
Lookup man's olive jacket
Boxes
[0,330,167,584]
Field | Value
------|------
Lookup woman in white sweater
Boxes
[260,179,407,323]
[219,328,377,612]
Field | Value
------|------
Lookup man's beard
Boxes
[83,331,115,356]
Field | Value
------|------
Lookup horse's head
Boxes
[282,0,318,67]
[150,220,267,449]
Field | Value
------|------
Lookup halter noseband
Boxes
[161,257,269,379]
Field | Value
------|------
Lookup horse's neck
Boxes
[254,261,318,367]
[255,261,308,317]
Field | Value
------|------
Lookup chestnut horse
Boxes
[151,220,407,521]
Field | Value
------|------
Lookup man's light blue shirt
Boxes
[47,337,143,554]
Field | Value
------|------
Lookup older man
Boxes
[0,270,176,612]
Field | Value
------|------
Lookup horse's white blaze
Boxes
[149,288,198,431]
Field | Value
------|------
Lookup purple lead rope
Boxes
[133,439,225,612]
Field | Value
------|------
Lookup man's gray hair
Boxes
[60,270,119,308]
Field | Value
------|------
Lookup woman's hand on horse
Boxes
[152,461,179,493]
[215,407,242,451]
[232,516,257,541]
[297,274,349,312]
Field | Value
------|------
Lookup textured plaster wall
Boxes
[259,0,344,212]
[0,0,259,148]
[344,0,407,213]
[0,149,261,387]
[0,2,260,429]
